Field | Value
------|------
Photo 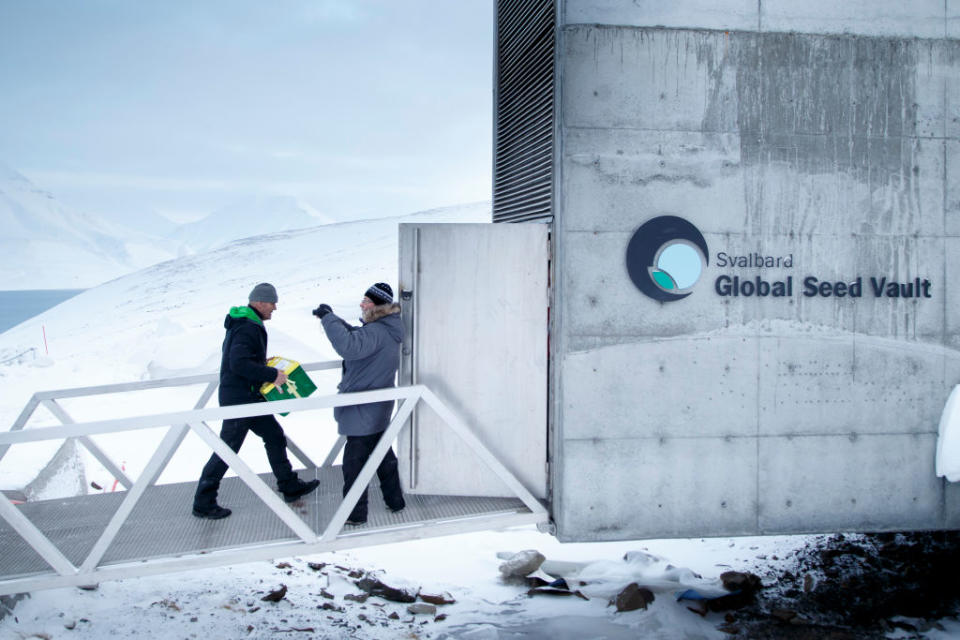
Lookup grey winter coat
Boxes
[320,303,403,436]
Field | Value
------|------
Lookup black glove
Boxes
[312,303,332,318]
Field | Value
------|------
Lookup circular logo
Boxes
[626,216,709,302]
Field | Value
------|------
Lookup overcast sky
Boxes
[0,0,493,223]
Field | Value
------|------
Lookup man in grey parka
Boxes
[313,282,405,525]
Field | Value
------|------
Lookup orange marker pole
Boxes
[111,461,126,492]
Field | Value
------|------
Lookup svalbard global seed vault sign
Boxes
[627,216,935,302]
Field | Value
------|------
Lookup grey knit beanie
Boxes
[248,282,278,303]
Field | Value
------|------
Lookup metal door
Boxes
[398,223,548,499]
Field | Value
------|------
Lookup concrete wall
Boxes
[552,1,960,540]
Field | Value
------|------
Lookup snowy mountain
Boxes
[0,163,136,289]
[172,194,337,253]
[107,206,179,239]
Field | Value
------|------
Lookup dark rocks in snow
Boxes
[705,571,762,611]
[0,593,28,623]
[407,603,437,615]
[679,570,762,616]
[418,591,456,605]
[524,576,552,588]
[355,577,416,603]
[770,608,800,623]
[888,616,944,634]
[613,583,656,612]
[724,531,960,639]
[150,598,181,612]
[721,571,762,594]
[521,574,589,600]
[527,586,590,600]
[343,593,369,603]
[307,562,327,571]
[261,584,287,602]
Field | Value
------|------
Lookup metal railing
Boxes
[0,361,547,594]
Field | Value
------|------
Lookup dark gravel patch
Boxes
[720,531,960,639]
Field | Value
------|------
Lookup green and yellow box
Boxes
[260,357,317,415]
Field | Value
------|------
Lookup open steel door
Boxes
[398,223,548,499]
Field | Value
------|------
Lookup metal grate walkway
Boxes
[0,465,534,583]
[0,372,549,595]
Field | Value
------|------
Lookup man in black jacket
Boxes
[192,282,319,519]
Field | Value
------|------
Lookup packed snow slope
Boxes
[0,202,490,490]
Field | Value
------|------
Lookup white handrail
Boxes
[0,386,422,445]
[0,366,548,593]
[26,360,342,401]
[0,361,342,469]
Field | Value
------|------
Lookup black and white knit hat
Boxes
[364,282,393,306]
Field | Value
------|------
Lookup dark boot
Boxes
[192,419,247,517]
[192,504,232,519]
[283,478,320,503]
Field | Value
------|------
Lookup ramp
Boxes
[0,466,535,590]
[0,365,548,595]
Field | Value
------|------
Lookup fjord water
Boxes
[0,290,84,333]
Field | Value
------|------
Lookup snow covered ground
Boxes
[1,203,958,639]
[0,527,828,640]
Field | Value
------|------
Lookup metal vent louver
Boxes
[493,0,555,223]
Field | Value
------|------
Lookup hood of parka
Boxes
[225,305,264,329]
[362,303,402,342]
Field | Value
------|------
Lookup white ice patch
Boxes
[522,549,731,600]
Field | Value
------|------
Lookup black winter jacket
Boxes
[218,306,278,406]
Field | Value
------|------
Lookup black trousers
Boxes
[194,414,298,509]
[342,431,405,520]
